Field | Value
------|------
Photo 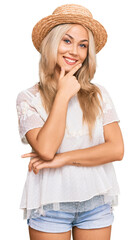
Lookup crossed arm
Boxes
[22,121,124,174]
[61,121,124,167]
[21,87,124,173]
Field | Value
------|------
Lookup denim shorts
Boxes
[27,203,114,233]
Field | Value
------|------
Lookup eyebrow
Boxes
[65,34,89,42]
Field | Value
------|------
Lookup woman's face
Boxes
[56,24,89,74]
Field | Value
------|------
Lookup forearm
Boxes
[36,91,69,159]
[64,141,123,167]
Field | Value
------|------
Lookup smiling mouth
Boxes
[63,57,78,65]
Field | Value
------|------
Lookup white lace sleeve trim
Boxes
[16,90,45,144]
[95,83,120,125]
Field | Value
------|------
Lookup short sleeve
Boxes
[16,91,44,144]
[97,84,120,126]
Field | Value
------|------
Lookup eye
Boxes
[63,39,71,44]
[80,44,87,48]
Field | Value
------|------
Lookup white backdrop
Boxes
[0,0,140,239]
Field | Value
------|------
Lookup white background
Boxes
[0,0,140,239]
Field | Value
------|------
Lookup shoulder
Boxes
[16,83,39,105]
[92,83,110,101]
[93,83,115,109]
[93,83,109,95]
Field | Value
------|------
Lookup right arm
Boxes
[26,92,69,160]
[24,63,82,160]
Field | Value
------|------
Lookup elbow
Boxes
[116,143,124,161]
[38,150,55,161]
[118,151,124,161]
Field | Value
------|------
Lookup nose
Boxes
[69,44,78,56]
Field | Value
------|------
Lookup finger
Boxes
[33,168,39,174]
[32,160,44,168]
[28,157,40,171]
[21,152,38,158]
[67,63,82,77]
[59,67,65,80]
[28,158,40,171]
[36,162,49,170]
[30,157,40,163]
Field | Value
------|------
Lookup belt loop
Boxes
[53,202,60,211]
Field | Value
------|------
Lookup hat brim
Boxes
[32,14,107,53]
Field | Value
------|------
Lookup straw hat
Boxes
[32,4,107,54]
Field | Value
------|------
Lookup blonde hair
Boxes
[38,23,103,140]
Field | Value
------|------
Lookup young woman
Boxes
[16,4,124,240]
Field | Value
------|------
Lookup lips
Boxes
[63,56,78,65]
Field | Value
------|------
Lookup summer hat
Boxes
[32,4,107,54]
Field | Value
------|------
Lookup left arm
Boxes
[64,121,124,167]
[22,122,124,173]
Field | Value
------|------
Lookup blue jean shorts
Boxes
[27,203,114,233]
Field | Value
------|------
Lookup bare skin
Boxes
[28,225,112,240]
[72,226,112,240]
[25,24,115,240]
[28,226,71,240]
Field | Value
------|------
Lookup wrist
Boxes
[56,90,70,103]
[59,152,70,166]
[63,152,74,166]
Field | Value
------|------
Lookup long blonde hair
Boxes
[38,24,103,140]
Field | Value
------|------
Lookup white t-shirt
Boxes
[16,82,120,219]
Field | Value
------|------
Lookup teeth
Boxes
[64,57,76,63]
